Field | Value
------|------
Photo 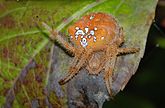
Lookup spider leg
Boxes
[59,49,92,85]
[59,66,79,85]
[104,47,117,97]
[59,49,83,85]
[104,56,117,97]
[116,27,124,46]
[117,48,140,55]
[42,22,75,55]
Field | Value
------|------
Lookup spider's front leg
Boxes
[116,27,140,54]
[42,22,75,55]
[59,49,92,85]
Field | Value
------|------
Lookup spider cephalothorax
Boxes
[43,12,139,96]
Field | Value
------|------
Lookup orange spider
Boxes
[42,12,139,96]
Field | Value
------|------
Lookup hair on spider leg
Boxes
[58,31,72,43]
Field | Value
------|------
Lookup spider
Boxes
[42,12,140,96]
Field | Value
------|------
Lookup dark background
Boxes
[103,1,165,108]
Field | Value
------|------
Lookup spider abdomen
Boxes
[68,12,120,51]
